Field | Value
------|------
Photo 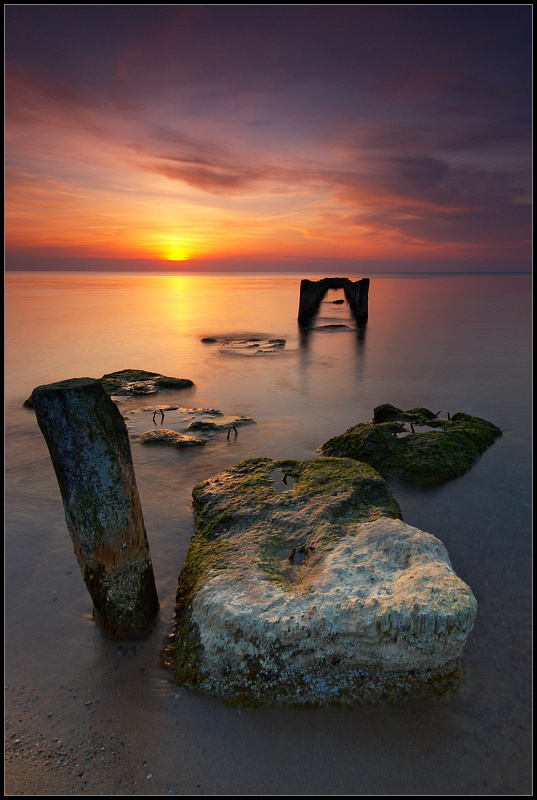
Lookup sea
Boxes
[4,270,532,794]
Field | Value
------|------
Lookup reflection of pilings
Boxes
[298,277,369,325]
[299,324,313,350]
[354,322,368,347]
[32,377,159,639]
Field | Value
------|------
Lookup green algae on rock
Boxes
[123,404,256,447]
[31,377,159,639]
[320,405,502,486]
[138,429,207,448]
[169,456,477,706]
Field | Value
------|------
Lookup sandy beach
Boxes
[5,627,530,796]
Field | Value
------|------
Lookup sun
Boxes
[164,238,191,261]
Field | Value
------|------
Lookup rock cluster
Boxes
[122,404,256,447]
[171,457,477,705]
[30,366,495,704]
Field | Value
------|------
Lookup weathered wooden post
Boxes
[32,377,159,639]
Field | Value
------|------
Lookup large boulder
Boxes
[321,405,502,486]
[169,457,477,705]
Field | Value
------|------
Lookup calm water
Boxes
[5,271,532,794]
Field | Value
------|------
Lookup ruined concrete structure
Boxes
[297,277,370,325]
[32,377,159,639]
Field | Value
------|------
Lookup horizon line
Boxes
[5,267,531,278]
[5,254,531,276]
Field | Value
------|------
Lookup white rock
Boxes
[172,458,477,705]
[192,517,475,673]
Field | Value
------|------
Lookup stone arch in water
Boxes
[297,277,370,326]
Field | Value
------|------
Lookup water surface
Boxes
[5,272,532,794]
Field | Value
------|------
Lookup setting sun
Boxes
[5,5,531,273]
[163,238,191,262]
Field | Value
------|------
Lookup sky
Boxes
[4,5,532,273]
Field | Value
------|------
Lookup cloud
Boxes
[322,157,531,251]
[5,5,532,262]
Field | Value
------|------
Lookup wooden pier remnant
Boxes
[297,277,369,326]
[32,377,159,639]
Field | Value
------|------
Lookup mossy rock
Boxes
[99,369,194,395]
[321,405,502,486]
[24,369,194,407]
[138,429,206,448]
[168,457,477,706]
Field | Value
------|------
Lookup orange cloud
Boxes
[5,6,531,267]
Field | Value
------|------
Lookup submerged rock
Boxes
[321,405,502,486]
[170,457,477,705]
[186,415,254,432]
[99,369,194,397]
[219,338,286,356]
[123,404,255,444]
[138,429,207,448]
[313,323,351,330]
[199,335,285,355]
[24,369,194,407]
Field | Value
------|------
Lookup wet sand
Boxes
[5,662,531,796]
[5,565,531,796]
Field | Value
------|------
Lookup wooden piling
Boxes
[32,377,159,639]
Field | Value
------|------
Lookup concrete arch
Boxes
[297,277,369,326]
